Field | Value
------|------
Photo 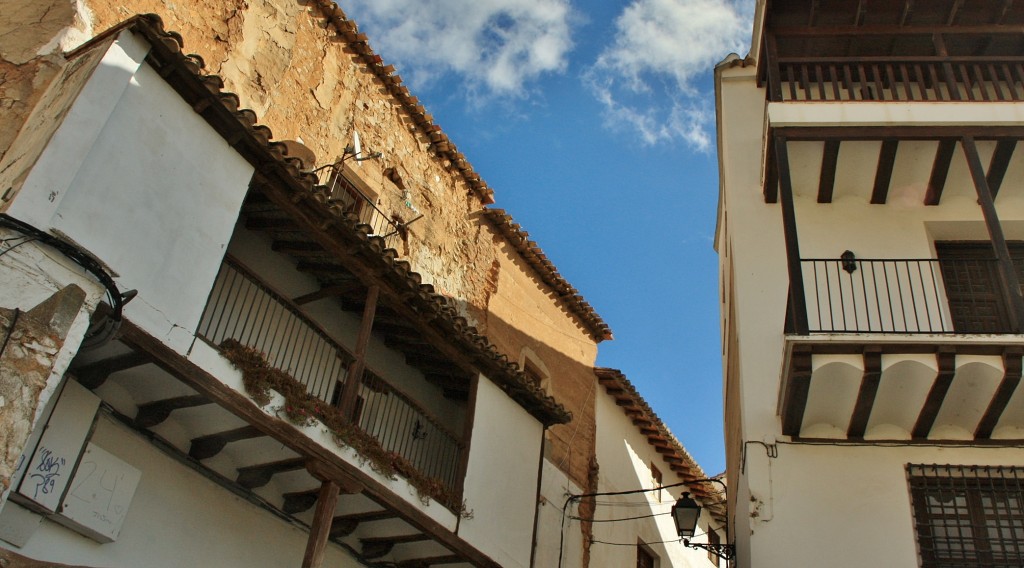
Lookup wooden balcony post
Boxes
[765,32,784,101]
[933,34,963,101]
[775,135,809,334]
[301,479,341,568]
[338,285,379,421]
[962,136,1024,332]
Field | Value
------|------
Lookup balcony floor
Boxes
[781,336,1024,441]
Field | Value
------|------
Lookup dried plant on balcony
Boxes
[218,339,469,515]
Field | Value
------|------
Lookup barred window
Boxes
[908,464,1024,567]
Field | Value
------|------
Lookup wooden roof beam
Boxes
[924,139,957,205]
[846,350,882,438]
[134,394,210,428]
[871,139,899,204]
[236,457,307,489]
[817,140,840,203]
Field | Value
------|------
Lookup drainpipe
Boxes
[530,426,548,568]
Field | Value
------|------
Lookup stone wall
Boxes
[0,285,86,493]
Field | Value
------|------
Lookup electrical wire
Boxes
[570,511,670,523]
[592,538,682,547]
[0,236,37,258]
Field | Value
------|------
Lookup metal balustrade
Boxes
[197,260,463,497]
[312,164,402,250]
[801,258,953,334]
[772,57,1024,102]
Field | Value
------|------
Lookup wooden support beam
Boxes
[963,135,1024,332]
[75,352,150,389]
[271,240,325,255]
[770,24,1024,37]
[987,139,1017,199]
[245,216,296,231]
[847,350,882,438]
[339,285,379,421]
[236,457,307,489]
[975,349,1024,439]
[912,350,957,438]
[776,136,809,334]
[189,425,262,460]
[817,140,840,203]
[782,348,813,436]
[293,281,362,306]
[871,139,899,204]
[777,126,1024,141]
[924,139,957,205]
[134,394,210,428]
[330,510,397,538]
[396,555,464,568]
[301,481,341,568]
[361,534,431,559]
[284,489,320,515]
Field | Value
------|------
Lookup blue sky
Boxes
[341,0,754,476]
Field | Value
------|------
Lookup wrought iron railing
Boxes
[771,57,1024,102]
[801,258,952,334]
[356,371,463,494]
[311,164,402,249]
[197,260,463,496]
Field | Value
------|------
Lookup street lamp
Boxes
[672,490,736,562]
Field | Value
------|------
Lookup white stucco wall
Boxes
[593,391,721,568]
[743,443,1024,568]
[5,413,358,568]
[717,57,1024,568]
[6,30,255,354]
[458,376,543,568]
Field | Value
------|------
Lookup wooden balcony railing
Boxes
[795,257,1023,335]
[197,259,463,497]
[770,56,1024,102]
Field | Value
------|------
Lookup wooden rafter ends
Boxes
[846,350,882,439]
[924,139,957,206]
[976,349,1024,438]
[911,351,957,438]
[870,139,899,204]
[817,140,840,203]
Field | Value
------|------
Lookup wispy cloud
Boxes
[584,0,752,150]
[341,0,574,99]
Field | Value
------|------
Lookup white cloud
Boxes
[340,0,574,98]
[585,0,753,150]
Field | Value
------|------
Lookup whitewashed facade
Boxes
[717,1,1024,567]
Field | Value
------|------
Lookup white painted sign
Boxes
[16,380,99,513]
[57,443,141,543]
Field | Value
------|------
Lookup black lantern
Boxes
[672,490,736,562]
[671,492,701,538]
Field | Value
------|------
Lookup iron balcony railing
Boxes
[798,257,1020,334]
[197,260,463,497]
[311,164,402,250]
[770,56,1024,103]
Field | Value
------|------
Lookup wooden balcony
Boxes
[770,56,1024,103]
[197,259,466,500]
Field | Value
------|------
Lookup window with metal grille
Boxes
[908,464,1024,567]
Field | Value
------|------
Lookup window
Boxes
[908,464,1024,567]
[650,463,663,502]
[636,542,657,568]
[707,528,721,567]
[936,242,1024,333]
[522,358,549,394]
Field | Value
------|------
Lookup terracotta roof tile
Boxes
[484,208,612,342]
[595,367,726,519]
